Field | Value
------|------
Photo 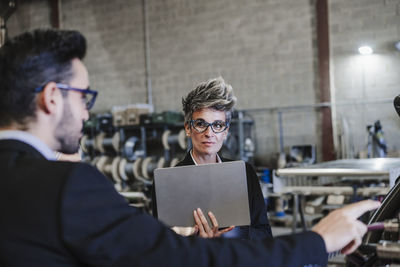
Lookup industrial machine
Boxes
[346,180,400,266]
[271,158,399,233]
[80,106,187,212]
[343,95,400,266]
[81,106,256,213]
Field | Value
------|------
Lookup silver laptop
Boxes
[153,161,250,227]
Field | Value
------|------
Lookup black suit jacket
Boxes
[152,152,272,240]
[0,139,328,266]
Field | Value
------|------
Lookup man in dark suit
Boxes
[0,29,380,266]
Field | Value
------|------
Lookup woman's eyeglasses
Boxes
[190,119,229,134]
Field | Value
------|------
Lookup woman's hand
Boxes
[194,208,235,238]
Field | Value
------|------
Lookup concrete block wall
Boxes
[146,0,319,166]
[6,0,400,165]
[6,0,50,33]
[7,0,147,112]
[329,0,400,157]
[6,0,320,166]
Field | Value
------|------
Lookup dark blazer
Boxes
[0,139,328,266]
[153,152,272,240]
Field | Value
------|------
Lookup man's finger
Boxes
[341,240,356,255]
[340,200,381,219]
[355,220,367,237]
[340,219,367,254]
[342,235,362,255]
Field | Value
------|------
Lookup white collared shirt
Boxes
[190,149,222,165]
[0,130,56,160]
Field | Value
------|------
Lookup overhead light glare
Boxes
[395,41,400,51]
[358,46,373,55]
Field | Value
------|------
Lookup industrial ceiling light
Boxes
[358,45,373,55]
[395,41,400,51]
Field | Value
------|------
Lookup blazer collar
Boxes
[0,130,55,160]
[0,139,48,160]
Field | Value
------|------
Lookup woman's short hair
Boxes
[182,77,237,124]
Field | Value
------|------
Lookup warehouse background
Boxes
[6,0,400,166]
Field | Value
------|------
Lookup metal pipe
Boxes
[281,186,354,195]
[292,193,298,233]
[279,186,388,196]
[238,111,244,160]
[278,111,284,154]
[49,0,62,29]
[241,97,393,114]
[57,0,62,28]
[316,0,335,161]
[377,242,400,260]
[298,195,307,231]
[276,168,389,177]
[142,0,153,107]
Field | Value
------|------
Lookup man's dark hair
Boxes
[0,29,86,127]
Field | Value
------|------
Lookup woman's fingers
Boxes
[208,211,219,232]
[175,210,233,238]
[197,208,213,236]
[220,226,235,234]
[193,209,236,238]
[193,225,199,236]
[208,211,218,227]
[194,209,213,237]
[193,210,206,235]
[214,226,235,237]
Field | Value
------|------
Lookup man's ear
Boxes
[37,82,63,114]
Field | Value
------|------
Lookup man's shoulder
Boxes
[49,160,102,178]
[18,158,102,182]
[40,160,114,192]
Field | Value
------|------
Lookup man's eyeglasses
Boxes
[34,83,98,110]
[190,119,229,134]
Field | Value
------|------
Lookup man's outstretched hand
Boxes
[312,199,381,254]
